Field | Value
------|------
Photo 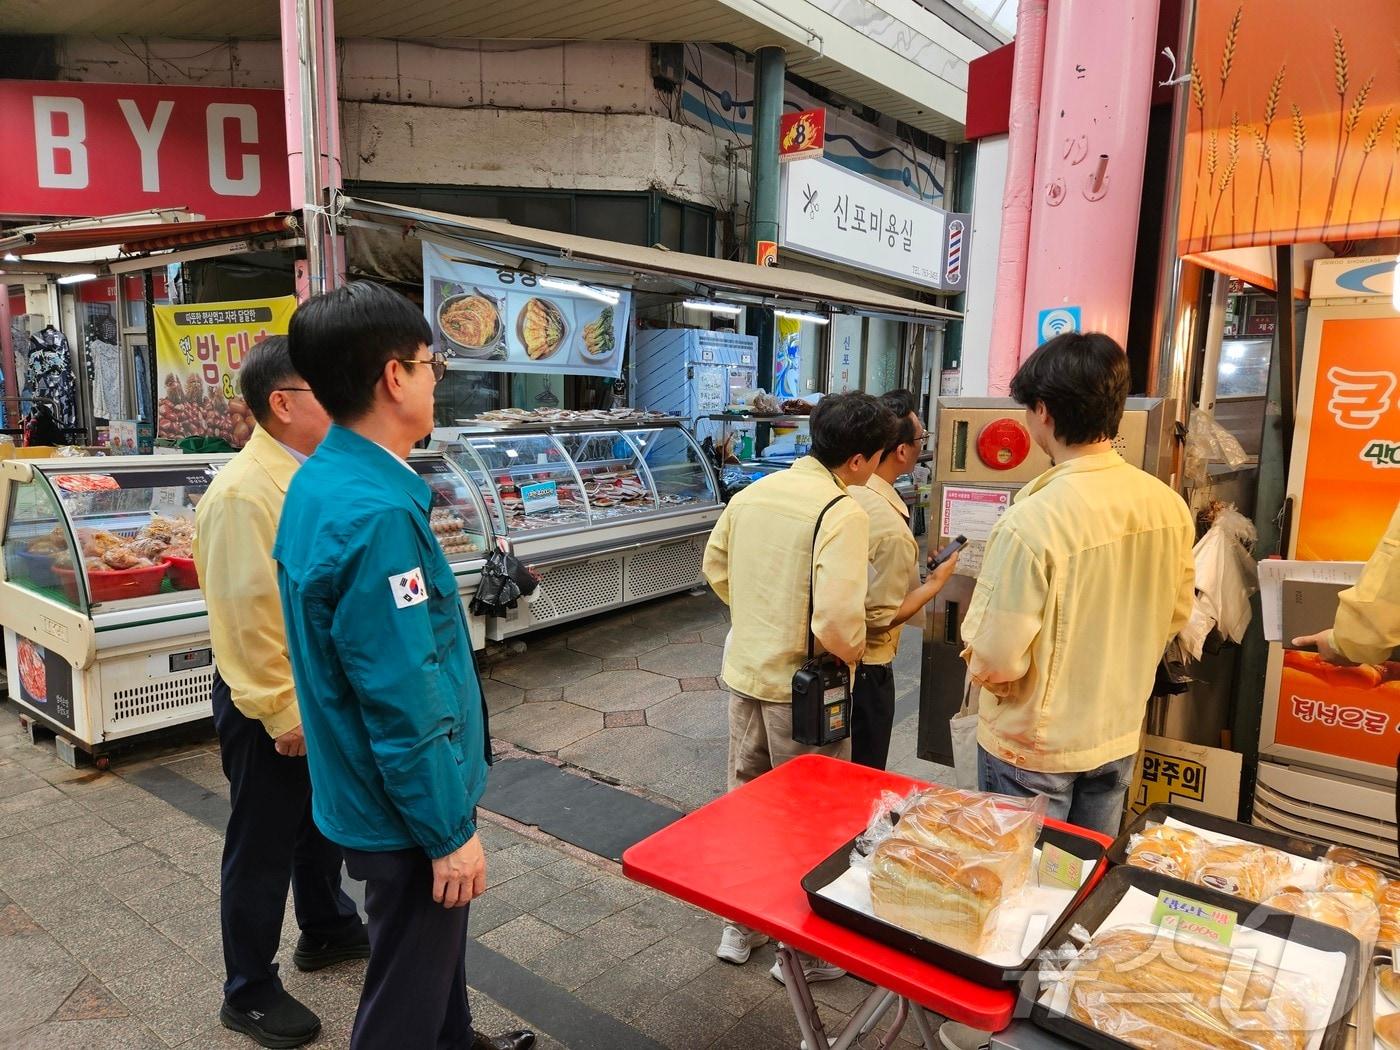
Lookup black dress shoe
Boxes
[219,993,321,1049]
[471,1030,536,1050]
[293,921,371,971]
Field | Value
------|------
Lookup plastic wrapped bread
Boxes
[1261,889,1380,946]
[1320,846,1389,902]
[1194,843,1295,902]
[1062,925,1314,1050]
[1377,883,1400,946]
[867,839,1002,954]
[1126,824,1208,880]
[891,784,1044,894]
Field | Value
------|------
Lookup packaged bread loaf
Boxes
[1321,846,1389,901]
[1378,883,1400,946]
[892,784,1044,894]
[1261,889,1380,945]
[867,839,1003,954]
[1194,843,1295,902]
[1062,925,1312,1050]
[1126,824,1207,880]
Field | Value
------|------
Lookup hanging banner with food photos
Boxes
[422,244,630,379]
[154,296,297,447]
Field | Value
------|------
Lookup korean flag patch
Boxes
[390,567,428,609]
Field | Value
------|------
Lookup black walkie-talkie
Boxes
[791,495,852,747]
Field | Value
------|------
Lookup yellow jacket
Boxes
[193,426,303,738]
[704,456,869,702]
[1331,502,1400,665]
[851,475,918,667]
[962,452,1195,772]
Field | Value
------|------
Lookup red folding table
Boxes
[622,755,1112,1050]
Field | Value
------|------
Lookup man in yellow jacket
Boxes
[194,337,366,1049]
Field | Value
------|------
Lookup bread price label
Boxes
[1037,843,1085,890]
[1150,890,1237,947]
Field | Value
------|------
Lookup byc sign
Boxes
[0,80,290,220]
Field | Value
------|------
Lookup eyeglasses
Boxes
[273,386,314,394]
[395,353,448,382]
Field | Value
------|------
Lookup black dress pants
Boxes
[213,669,360,1010]
[342,845,475,1050]
[851,663,897,770]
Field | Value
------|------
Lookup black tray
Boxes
[1018,865,1364,1050]
[801,823,1108,988]
[1108,803,1330,868]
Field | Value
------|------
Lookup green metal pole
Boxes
[750,46,785,262]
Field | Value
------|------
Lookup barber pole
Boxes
[945,220,964,285]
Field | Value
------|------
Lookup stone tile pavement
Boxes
[0,589,958,1049]
[482,589,955,812]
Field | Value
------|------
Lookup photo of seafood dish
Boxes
[579,306,617,361]
[17,639,47,703]
[518,298,568,360]
[437,292,503,356]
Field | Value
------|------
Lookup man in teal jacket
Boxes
[275,280,533,1050]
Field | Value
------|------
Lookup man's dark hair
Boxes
[878,388,919,456]
[288,280,432,422]
[810,391,895,468]
[1010,331,1130,446]
[239,336,299,426]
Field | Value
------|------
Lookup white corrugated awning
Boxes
[345,197,960,327]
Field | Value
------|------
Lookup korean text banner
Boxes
[423,244,631,379]
[154,296,297,448]
[1268,311,1400,769]
[1179,1,1400,253]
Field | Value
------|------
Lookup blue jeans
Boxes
[977,746,1136,837]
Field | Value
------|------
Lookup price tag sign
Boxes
[150,486,189,518]
[1037,843,1085,890]
[520,480,559,515]
[1150,890,1237,947]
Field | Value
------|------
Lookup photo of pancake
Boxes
[518,298,568,361]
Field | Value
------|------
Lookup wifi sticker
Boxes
[1037,306,1082,345]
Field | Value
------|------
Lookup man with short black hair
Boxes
[703,390,894,980]
[961,332,1195,834]
[195,337,367,1049]
[850,390,960,769]
[274,281,532,1050]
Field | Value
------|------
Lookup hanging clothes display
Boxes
[85,317,125,422]
[24,326,79,428]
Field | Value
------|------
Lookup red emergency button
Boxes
[976,418,1031,471]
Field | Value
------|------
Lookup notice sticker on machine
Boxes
[940,486,1010,543]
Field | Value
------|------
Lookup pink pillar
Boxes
[1019,0,1161,353]
[986,0,1049,396]
[279,0,307,214]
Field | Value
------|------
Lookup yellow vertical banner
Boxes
[154,296,297,447]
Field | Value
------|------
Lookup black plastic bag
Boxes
[469,541,540,617]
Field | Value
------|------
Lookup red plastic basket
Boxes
[55,562,168,603]
[162,554,200,591]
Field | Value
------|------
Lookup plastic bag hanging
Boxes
[1183,407,1249,488]
[468,539,540,617]
[1178,503,1259,659]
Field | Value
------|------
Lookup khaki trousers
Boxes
[727,692,852,791]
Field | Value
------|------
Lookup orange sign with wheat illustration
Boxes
[1179,1,1400,253]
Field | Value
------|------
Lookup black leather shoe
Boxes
[471,1031,536,1050]
[293,922,371,972]
[219,994,321,1049]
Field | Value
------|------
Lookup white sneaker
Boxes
[716,923,769,965]
[769,953,846,984]
[939,1021,991,1050]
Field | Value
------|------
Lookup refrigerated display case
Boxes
[0,452,493,763]
[430,419,723,639]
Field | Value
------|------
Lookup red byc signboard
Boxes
[0,80,289,220]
